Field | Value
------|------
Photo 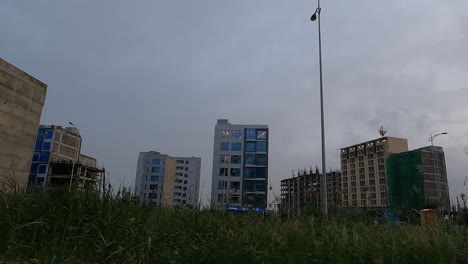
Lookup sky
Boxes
[1,0,468,206]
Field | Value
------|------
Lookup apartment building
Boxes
[0,58,47,189]
[340,137,408,208]
[174,157,201,207]
[211,119,269,211]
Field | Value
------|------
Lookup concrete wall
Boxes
[0,58,47,190]
[162,156,176,206]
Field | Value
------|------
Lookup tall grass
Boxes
[1,190,467,263]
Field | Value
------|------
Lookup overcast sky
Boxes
[2,0,468,206]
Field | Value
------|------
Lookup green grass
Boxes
[1,190,467,264]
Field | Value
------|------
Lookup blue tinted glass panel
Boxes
[32,152,40,162]
[151,175,159,181]
[232,130,243,139]
[30,163,38,174]
[245,154,255,165]
[151,167,160,173]
[255,181,266,192]
[256,141,267,152]
[231,142,242,151]
[152,159,161,164]
[38,165,47,174]
[255,167,266,178]
[244,168,254,178]
[256,130,267,140]
[246,142,255,152]
[255,154,267,166]
[220,142,229,151]
[37,129,44,139]
[246,129,256,139]
[35,140,42,151]
[42,142,51,151]
[39,152,50,162]
[44,130,54,139]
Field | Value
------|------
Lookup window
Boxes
[245,154,267,166]
[151,167,160,173]
[218,181,227,190]
[184,174,188,178]
[244,167,266,179]
[229,181,241,191]
[151,175,159,181]
[35,140,42,151]
[32,152,40,162]
[42,142,51,151]
[185,160,189,165]
[256,141,267,152]
[246,142,255,152]
[37,165,47,174]
[39,152,50,162]
[219,168,229,176]
[185,167,188,171]
[230,168,241,177]
[231,155,241,164]
[232,130,243,139]
[149,184,158,190]
[256,130,267,140]
[221,130,230,138]
[152,159,161,164]
[246,129,256,139]
[218,194,224,203]
[44,130,54,139]
[220,155,230,163]
[231,142,242,151]
[220,142,229,151]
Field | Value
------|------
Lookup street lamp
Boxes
[310,0,328,215]
[68,122,82,191]
[428,132,448,146]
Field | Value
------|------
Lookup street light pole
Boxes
[428,132,448,146]
[68,122,81,191]
[310,0,327,215]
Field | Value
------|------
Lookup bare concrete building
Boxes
[280,168,341,213]
[340,137,408,208]
[0,58,47,190]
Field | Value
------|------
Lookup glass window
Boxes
[246,129,256,139]
[230,168,241,177]
[44,130,54,139]
[35,140,42,151]
[244,167,266,179]
[245,154,255,165]
[30,163,38,174]
[256,130,267,140]
[246,142,255,152]
[231,142,242,151]
[232,130,243,139]
[185,160,189,164]
[255,167,266,178]
[221,130,230,138]
[151,175,159,181]
[150,184,158,190]
[231,155,241,164]
[152,159,161,164]
[255,154,267,166]
[218,181,227,190]
[36,177,44,185]
[256,141,267,152]
[220,142,229,151]
[37,165,47,174]
[39,152,50,162]
[151,167,160,173]
[32,152,40,162]
[218,194,223,203]
[219,168,228,176]
[220,155,229,163]
[42,142,51,151]
[37,129,44,140]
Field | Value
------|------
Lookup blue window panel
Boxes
[246,129,256,139]
[44,130,54,139]
[42,142,51,151]
[35,140,42,151]
[246,142,255,152]
[39,152,50,162]
[244,167,266,178]
[30,163,38,174]
[37,165,47,174]
[32,152,40,162]
[231,142,242,151]
[37,129,44,140]
[152,159,161,164]
[256,130,267,140]
[151,175,159,181]
[255,154,267,166]
[256,141,267,152]
[220,142,229,151]
[245,154,255,165]
[255,167,266,178]
[232,130,243,139]
[151,167,160,173]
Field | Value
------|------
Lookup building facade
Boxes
[134,151,201,207]
[280,168,341,213]
[211,119,269,211]
[0,58,47,190]
[340,137,408,208]
[386,146,450,211]
[28,125,104,190]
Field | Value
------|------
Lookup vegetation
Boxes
[1,189,468,263]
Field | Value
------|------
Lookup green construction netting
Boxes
[386,150,425,211]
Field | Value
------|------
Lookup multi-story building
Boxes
[134,151,201,207]
[174,157,201,207]
[0,58,47,190]
[386,146,450,211]
[211,119,269,211]
[28,125,104,190]
[340,137,408,208]
[279,168,341,213]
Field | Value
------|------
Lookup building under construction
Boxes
[279,168,341,214]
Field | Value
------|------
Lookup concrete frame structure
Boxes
[340,137,408,208]
[0,58,47,190]
[211,119,269,211]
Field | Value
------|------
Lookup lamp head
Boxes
[310,12,317,21]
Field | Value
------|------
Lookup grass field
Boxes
[1,189,467,263]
